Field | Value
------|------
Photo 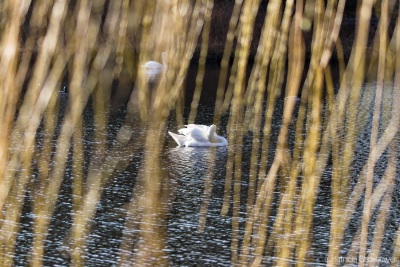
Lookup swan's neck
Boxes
[208,125,220,143]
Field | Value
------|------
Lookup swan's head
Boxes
[209,124,216,134]
[208,124,228,146]
[209,124,222,143]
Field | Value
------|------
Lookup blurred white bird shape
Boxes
[168,124,228,147]
[142,52,167,82]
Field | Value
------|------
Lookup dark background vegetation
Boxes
[204,0,396,60]
[20,1,395,61]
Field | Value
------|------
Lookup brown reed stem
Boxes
[188,0,213,124]
[241,0,282,257]
[359,0,388,263]
[230,0,263,263]
[213,0,243,125]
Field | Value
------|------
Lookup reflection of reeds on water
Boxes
[1,0,400,266]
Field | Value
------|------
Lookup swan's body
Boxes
[128,52,167,113]
[143,60,164,82]
[168,124,228,147]
[142,52,167,82]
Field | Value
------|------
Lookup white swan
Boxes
[168,124,228,147]
[143,60,164,82]
[127,52,167,113]
[142,52,167,82]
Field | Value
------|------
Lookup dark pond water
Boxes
[10,63,400,266]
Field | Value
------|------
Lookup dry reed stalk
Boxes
[213,0,243,126]
[356,16,395,138]
[67,0,148,263]
[118,148,173,266]
[333,65,400,267]
[238,1,297,265]
[236,0,284,262]
[169,0,195,127]
[220,132,235,216]
[391,222,400,266]
[0,1,69,263]
[231,138,242,265]
[220,3,249,219]
[340,0,374,205]
[220,46,243,218]
[130,30,182,266]
[32,34,115,267]
[190,3,217,227]
[228,0,264,264]
[345,131,397,259]
[331,115,400,260]
[320,0,346,68]
[277,21,321,267]
[271,5,317,263]
[324,66,336,142]
[254,3,305,266]
[242,0,283,133]
[69,0,93,216]
[256,0,294,193]
[276,0,343,264]
[326,2,400,265]
[89,80,110,165]
[36,80,61,186]
[241,0,282,253]
[69,68,140,265]
[359,0,388,262]
[325,63,345,267]
[391,147,400,267]
[326,2,373,265]
[220,46,240,115]
[197,149,216,232]
[68,6,123,266]
[188,0,213,124]
[335,36,345,80]
[254,43,290,206]
[283,0,324,265]
[136,2,156,122]
[259,4,305,266]
[118,1,207,265]
[293,66,323,266]
[87,131,146,265]
[345,137,397,263]
[0,0,49,214]
[0,49,67,265]
[117,179,144,266]
[5,64,68,266]
[366,1,396,82]
[133,130,168,266]
[163,0,207,111]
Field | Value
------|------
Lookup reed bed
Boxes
[0,0,399,266]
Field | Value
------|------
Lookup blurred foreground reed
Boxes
[0,0,399,266]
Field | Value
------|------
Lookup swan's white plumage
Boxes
[142,60,164,82]
[169,124,228,147]
[142,52,167,82]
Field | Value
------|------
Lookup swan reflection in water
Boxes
[167,144,228,202]
[166,145,230,265]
